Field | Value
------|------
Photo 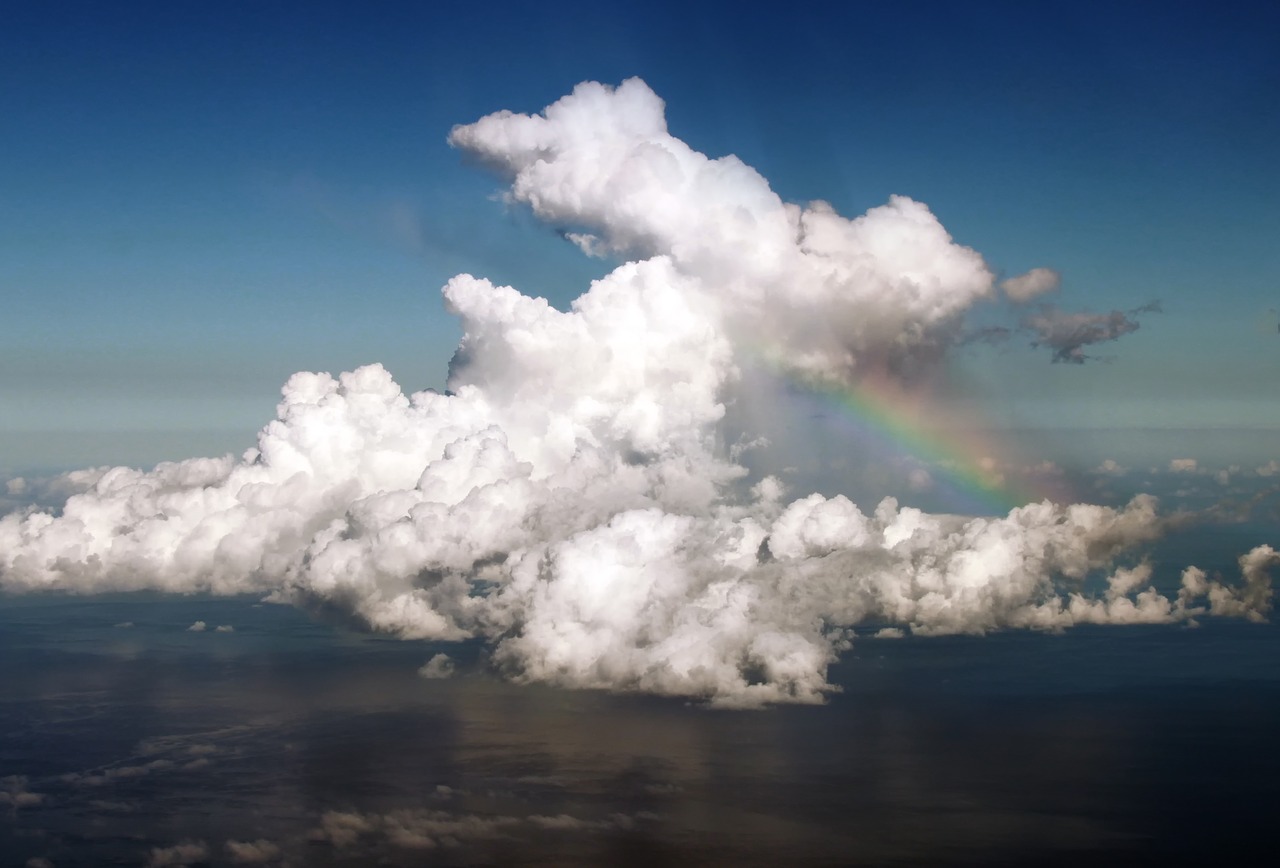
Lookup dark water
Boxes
[2,525,1278,867]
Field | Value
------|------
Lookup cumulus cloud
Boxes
[1200,545,1278,622]
[418,653,455,679]
[449,77,995,380]
[2,470,109,514]
[0,79,1272,707]
[1001,267,1060,303]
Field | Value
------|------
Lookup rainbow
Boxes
[773,367,1065,515]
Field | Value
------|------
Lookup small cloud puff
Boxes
[146,841,209,868]
[0,776,44,808]
[1001,267,1060,303]
[418,653,455,680]
[1093,459,1127,476]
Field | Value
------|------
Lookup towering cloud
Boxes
[449,77,995,380]
[0,79,1272,706]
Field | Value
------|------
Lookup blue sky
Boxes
[3,0,1278,473]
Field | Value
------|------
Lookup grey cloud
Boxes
[311,806,645,856]
[62,759,174,787]
[0,776,44,809]
[225,839,282,864]
[962,299,1157,362]
[1022,305,1152,363]
[418,653,455,679]
[146,841,209,868]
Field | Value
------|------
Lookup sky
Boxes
[4,10,1280,859]
[3,0,1278,475]
[3,0,1280,707]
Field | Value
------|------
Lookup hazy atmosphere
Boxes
[2,2,1278,865]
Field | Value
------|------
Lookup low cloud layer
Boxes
[0,79,1272,706]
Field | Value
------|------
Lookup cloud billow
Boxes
[0,79,1273,706]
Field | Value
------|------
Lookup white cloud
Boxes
[187,621,207,633]
[0,79,1274,707]
[1169,458,1198,473]
[448,77,995,381]
[1001,267,1060,302]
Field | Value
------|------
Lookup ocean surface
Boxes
[2,514,1278,867]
